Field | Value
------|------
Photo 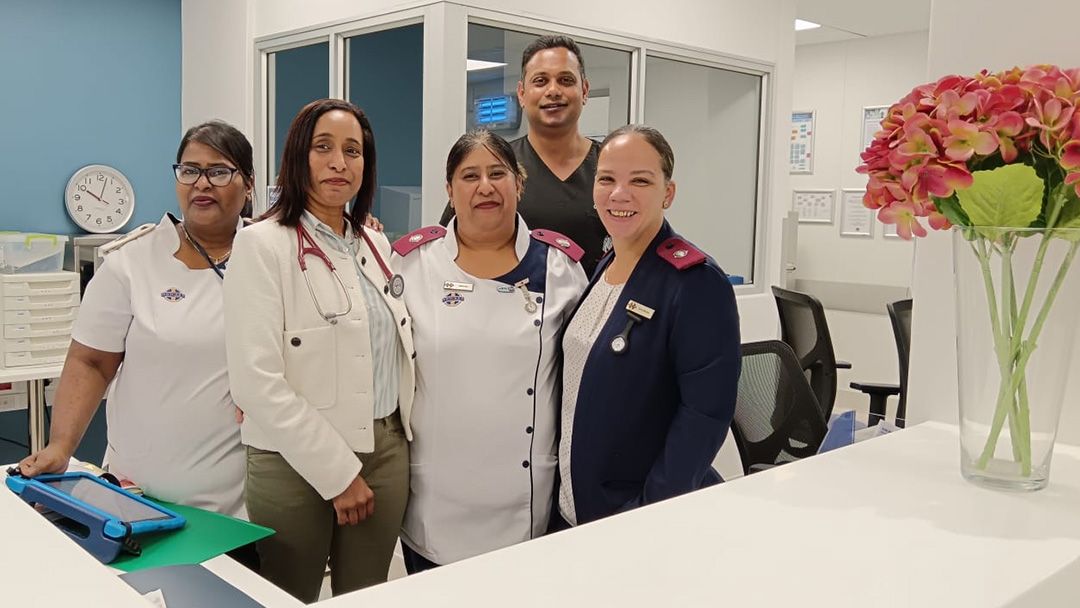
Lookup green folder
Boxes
[112,500,274,573]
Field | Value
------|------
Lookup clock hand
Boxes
[83,189,104,202]
[98,181,110,205]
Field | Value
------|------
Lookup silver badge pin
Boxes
[443,281,474,292]
[408,233,423,243]
[673,249,688,259]
[555,238,571,248]
[610,335,627,354]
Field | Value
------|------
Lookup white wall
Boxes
[181,0,254,132]
[910,0,1080,443]
[790,31,927,409]
[791,31,925,287]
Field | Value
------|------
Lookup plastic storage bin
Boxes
[0,233,68,274]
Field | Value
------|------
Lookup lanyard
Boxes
[179,222,228,280]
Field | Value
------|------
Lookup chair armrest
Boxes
[836,360,852,369]
[849,381,900,396]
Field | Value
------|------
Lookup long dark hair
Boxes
[264,98,377,231]
[177,120,255,217]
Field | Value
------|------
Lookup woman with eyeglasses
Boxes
[224,99,414,601]
[18,121,254,526]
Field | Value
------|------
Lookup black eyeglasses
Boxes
[172,164,240,187]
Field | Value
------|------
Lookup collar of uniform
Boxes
[301,210,356,255]
[444,214,530,261]
[163,211,247,256]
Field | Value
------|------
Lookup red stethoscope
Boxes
[296,223,404,325]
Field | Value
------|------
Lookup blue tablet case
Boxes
[6,472,186,563]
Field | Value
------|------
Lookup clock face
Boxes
[64,164,136,233]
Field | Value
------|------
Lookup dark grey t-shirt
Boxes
[440,136,608,276]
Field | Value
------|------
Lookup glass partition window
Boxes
[268,42,329,190]
[644,56,762,282]
[346,24,424,241]
[466,24,631,141]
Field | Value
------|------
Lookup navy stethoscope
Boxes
[296,223,404,325]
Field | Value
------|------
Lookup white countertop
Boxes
[321,422,1080,607]
[4,422,1079,607]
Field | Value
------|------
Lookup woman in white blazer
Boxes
[224,99,414,602]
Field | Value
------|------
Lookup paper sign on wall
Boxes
[793,189,834,223]
[840,189,874,237]
[790,111,815,174]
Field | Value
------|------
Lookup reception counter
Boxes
[4,422,1079,607]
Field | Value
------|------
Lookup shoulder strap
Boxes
[99,223,156,256]
[392,226,447,256]
[655,237,706,270]
[530,229,584,262]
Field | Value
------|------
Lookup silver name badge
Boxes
[443,281,474,292]
[626,300,656,320]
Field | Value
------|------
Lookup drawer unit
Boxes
[4,321,74,339]
[0,271,79,368]
[0,274,79,297]
[3,292,80,311]
[4,349,67,367]
[0,380,28,395]
[4,306,79,325]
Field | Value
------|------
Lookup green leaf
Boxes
[1052,183,1080,242]
[956,164,1044,239]
[933,194,971,226]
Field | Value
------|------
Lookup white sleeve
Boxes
[224,226,362,500]
[70,253,132,353]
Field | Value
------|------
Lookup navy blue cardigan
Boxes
[562,221,741,524]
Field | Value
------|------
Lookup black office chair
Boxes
[849,299,913,427]
[732,340,829,475]
[771,286,849,423]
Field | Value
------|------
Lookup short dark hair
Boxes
[264,98,377,232]
[177,120,255,217]
[445,129,526,185]
[520,35,586,79]
[600,125,676,181]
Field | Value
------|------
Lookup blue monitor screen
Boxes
[473,94,520,131]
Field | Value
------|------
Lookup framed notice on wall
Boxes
[861,106,889,153]
[790,110,815,174]
[840,188,874,237]
[793,189,835,223]
[883,222,900,238]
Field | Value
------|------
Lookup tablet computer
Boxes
[6,471,186,537]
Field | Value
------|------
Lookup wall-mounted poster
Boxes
[790,110,815,174]
[862,106,889,153]
[793,189,835,223]
[840,188,874,237]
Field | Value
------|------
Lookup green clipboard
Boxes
[112,500,274,573]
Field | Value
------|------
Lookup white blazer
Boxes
[225,218,415,500]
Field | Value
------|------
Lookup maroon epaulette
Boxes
[656,237,706,270]
[530,229,584,262]
[392,226,446,256]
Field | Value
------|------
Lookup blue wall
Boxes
[0,0,181,234]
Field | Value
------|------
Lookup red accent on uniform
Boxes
[656,237,706,270]
[530,229,584,262]
[392,226,447,256]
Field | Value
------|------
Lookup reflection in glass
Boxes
[269,42,329,186]
[346,24,424,241]
[645,56,762,282]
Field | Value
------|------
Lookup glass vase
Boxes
[953,226,1080,491]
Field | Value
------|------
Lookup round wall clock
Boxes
[65,164,136,233]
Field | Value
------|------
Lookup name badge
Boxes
[626,300,655,320]
[443,281,474,292]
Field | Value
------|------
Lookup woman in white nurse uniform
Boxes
[18,121,253,521]
[393,130,587,571]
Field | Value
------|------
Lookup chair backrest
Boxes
[887,298,913,423]
[732,340,829,474]
[771,286,839,420]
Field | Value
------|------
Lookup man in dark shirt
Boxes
[441,35,608,275]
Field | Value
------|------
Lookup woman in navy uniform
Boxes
[557,125,740,527]
[393,130,586,571]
